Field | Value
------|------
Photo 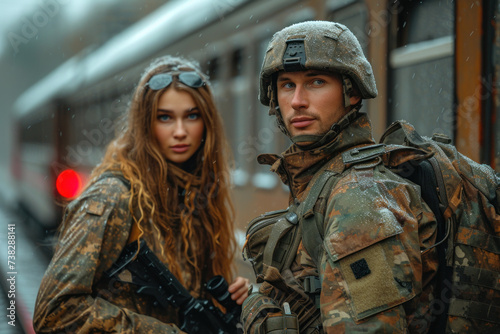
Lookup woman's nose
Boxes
[173,120,187,138]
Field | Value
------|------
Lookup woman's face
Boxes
[153,88,205,165]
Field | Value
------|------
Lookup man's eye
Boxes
[282,82,294,89]
[312,79,325,85]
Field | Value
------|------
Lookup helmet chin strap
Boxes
[268,84,291,138]
[342,75,354,108]
[291,104,362,150]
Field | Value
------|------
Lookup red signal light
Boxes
[56,169,83,198]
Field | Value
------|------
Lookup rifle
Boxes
[106,239,242,334]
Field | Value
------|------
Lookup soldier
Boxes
[241,21,439,333]
[34,55,249,333]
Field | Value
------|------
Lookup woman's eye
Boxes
[187,113,200,120]
[158,114,171,122]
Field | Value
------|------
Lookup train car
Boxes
[13,0,500,248]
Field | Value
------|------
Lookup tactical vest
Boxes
[243,156,343,333]
[243,120,500,333]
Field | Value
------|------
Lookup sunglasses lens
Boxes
[148,72,204,90]
[179,72,204,88]
[148,73,173,90]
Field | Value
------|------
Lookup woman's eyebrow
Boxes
[156,108,171,113]
[157,107,199,113]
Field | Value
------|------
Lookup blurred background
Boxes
[0,0,499,333]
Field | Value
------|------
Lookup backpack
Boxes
[379,120,500,333]
[243,120,500,333]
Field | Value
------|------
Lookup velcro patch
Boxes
[85,200,105,216]
[337,242,412,320]
[350,258,371,279]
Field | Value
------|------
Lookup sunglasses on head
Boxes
[147,71,205,90]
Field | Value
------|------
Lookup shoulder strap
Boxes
[300,170,341,267]
[262,155,345,272]
[263,210,300,270]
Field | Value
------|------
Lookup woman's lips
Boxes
[171,145,190,153]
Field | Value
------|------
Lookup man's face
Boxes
[276,70,360,140]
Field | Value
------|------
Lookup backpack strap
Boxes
[300,147,394,306]
[300,170,341,267]
[263,209,300,270]
[262,153,346,273]
[300,170,342,308]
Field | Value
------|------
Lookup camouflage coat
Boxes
[243,114,439,333]
[33,175,201,333]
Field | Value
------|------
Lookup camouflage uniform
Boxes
[243,114,439,333]
[34,176,200,333]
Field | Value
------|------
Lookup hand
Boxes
[228,276,249,305]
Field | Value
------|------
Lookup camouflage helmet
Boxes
[259,21,377,107]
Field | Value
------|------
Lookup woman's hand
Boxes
[228,276,250,305]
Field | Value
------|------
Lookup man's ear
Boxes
[350,95,361,106]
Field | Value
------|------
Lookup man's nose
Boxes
[290,86,308,110]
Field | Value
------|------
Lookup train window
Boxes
[228,48,253,187]
[19,112,56,176]
[327,2,370,116]
[251,37,282,190]
[61,98,116,171]
[327,2,368,52]
[389,0,455,139]
[284,7,315,26]
[231,48,243,78]
[394,0,454,47]
[207,57,219,81]
[251,103,282,190]
[21,113,54,145]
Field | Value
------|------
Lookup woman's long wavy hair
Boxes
[89,55,235,288]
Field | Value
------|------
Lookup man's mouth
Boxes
[290,116,315,129]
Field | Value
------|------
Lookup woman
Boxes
[34,56,249,333]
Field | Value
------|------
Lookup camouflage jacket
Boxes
[244,114,439,333]
[33,176,194,333]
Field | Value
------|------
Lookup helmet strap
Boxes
[268,84,291,137]
[342,75,354,108]
[292,104,362,150]
[268,85,278,116]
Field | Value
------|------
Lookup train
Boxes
[12,0,500,246]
